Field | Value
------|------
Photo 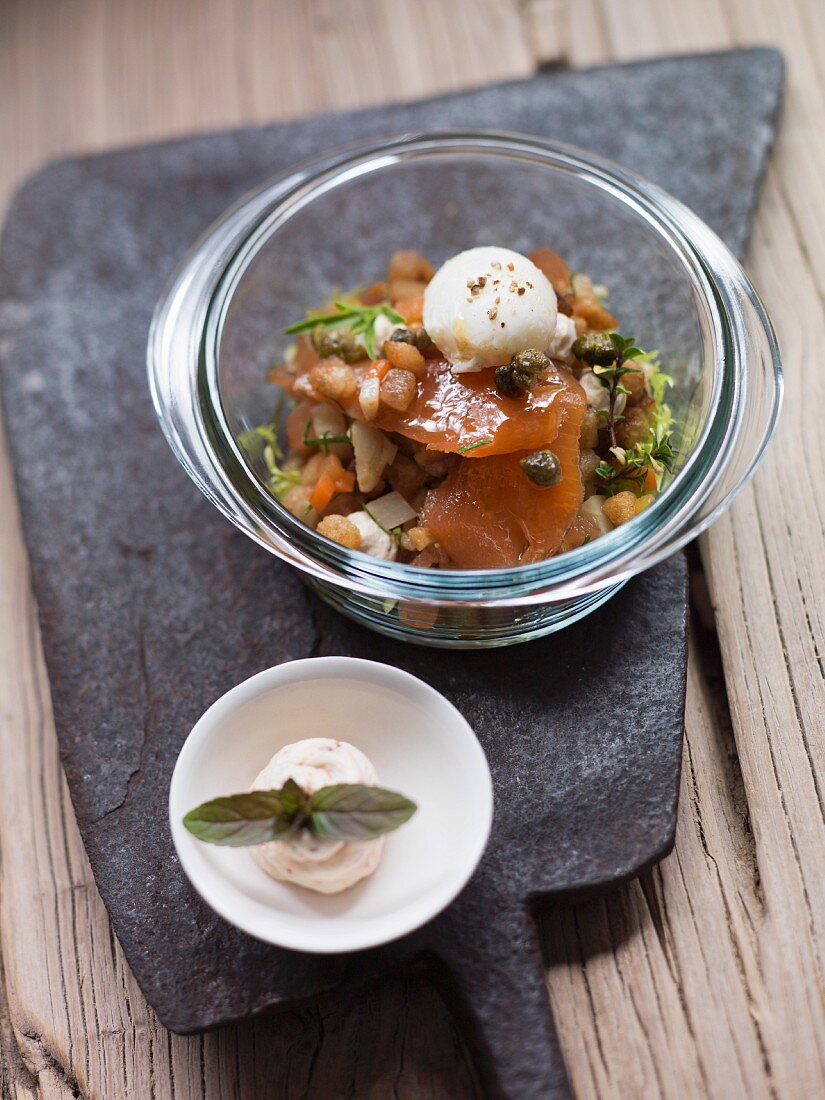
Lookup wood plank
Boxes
[546,628,777,1100]
[540,1,825,1097]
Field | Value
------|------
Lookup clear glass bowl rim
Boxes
[148,130,782,609]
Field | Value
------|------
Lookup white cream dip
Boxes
[250,737,384,894]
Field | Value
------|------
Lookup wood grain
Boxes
[0,1,822,1098]
[545,2,825,1098]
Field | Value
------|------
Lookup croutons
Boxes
[359,281,387,305]
[309,358,358,401]
[281,485,316,524]
[580,407,601,450]
[570,273,617,332]
[316,514,362,550]
[579,448,601,496]
[386,452,428,496]
[401,526,435,552]
[615,406,652,449]
[384,339,426,375]
[387,250,435,283]
[602,491,638,527]
[380,367,417,411]
[581,494,613,535]
[393,293,424,326]
[529,246,571,294]
[389,278,429,303]
[622,368,647,406]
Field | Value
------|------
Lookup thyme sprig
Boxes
[285,299,405,358]
[596,423,677,497]
[592,332,644,449]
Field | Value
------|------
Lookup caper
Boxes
[520,449,562,487]
[388,326,434,354]
[494,348,550,398]
[571,332,617,366]
[311,325,365,363]
[494,363,525,397]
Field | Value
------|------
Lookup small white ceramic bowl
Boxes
[169,657,493,953]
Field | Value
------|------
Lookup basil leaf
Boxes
[184,781,417,848]
[279,777,308,816]
[183,791,295,846]
[307,784,417,841]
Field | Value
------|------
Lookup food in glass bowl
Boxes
[243,244,677,571]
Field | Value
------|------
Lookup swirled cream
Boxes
[250,737,384,894]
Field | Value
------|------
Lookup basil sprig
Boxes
[183,779,416,846]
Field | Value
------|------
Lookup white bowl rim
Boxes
[169,656,494,953]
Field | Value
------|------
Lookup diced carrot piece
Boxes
[643,467,657,492]
[310,474,337,513]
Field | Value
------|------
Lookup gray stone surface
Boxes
[0,48,782,1100]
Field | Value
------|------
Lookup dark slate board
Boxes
[0,48,782,1100]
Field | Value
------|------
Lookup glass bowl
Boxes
[148,131,781,648]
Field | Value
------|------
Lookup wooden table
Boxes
[1,1,822,1096]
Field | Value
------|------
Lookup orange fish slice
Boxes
[422,400,585,568]
[346,359,585,458]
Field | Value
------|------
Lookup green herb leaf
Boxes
[607,332,643,360]
[595,421,678,496]
[284,307,363,335]
[239,421,282,461]
[458,438,493,453]
[183,791,296,847]
[239,397,302,500]
[307,784,417,841]
[262,444,301,500]
[279,777,309,817]
[285,299,404,359]
[595,459,618,485]
[184,780,416,847]
[592,360,640,383]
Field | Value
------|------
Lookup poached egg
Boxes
[423,246,558,374]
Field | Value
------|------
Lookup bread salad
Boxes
[245,245,676,570]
